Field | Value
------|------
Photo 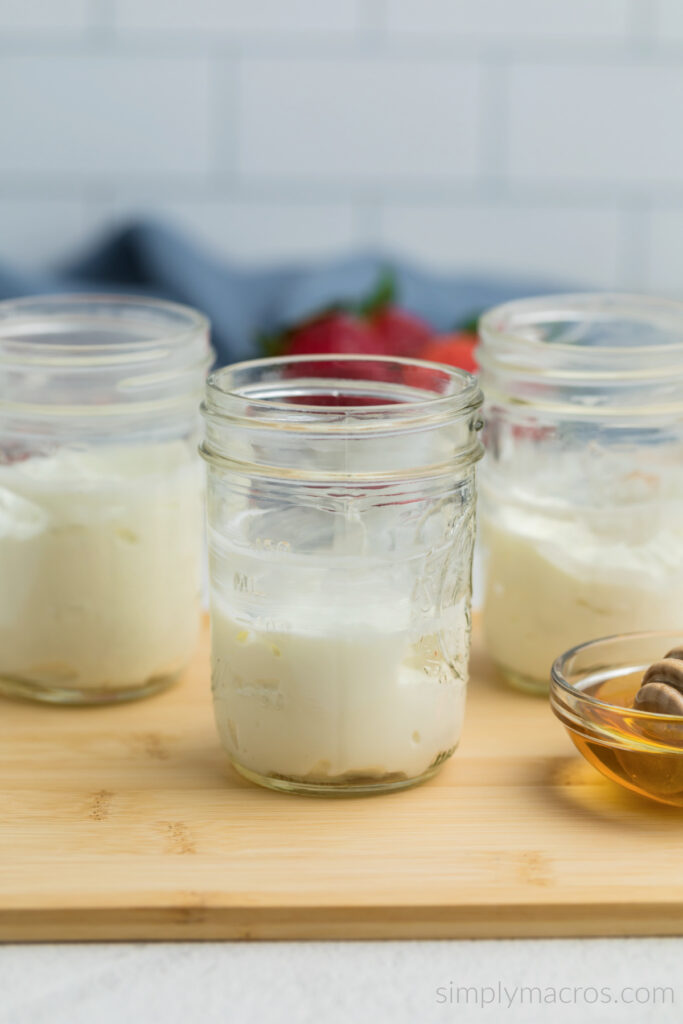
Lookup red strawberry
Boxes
[288,312,392,381]
[418,332,479,374]
[286,311,385,360]
[263,271,433,365]
[281,311,396,391]
[368,307,433,357]
[260,272,483,401]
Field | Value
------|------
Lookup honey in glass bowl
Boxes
[551,632,683,807]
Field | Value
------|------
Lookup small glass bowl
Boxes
[551,631,683,807]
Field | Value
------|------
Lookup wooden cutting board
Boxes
[2,617,683,942]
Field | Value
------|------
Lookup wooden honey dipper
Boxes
[634,646,683,715]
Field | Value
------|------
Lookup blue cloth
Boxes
[0,220,565,365]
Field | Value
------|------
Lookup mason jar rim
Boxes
[477,292,683,418]
[0,293,210,368]
[0,294,212,437]
[203,353,483,428]
[201,355,484,482]
[479,292,683,358]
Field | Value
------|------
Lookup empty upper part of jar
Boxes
[201,354,484,480]
[0,294,212,445]
[478,293,683,417]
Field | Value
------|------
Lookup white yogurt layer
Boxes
[481,497,683,685]
[211,600,467,783]
[0,442,202,691]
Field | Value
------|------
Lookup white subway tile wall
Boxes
[655,0,683,42]
[238,59,481,183]
[114,0,362,36]
[647,208,683,292]
[0,198,91,266]
[378,203,624,287]
[0,0,681,295]
[508,64,683,186]
[99,194,359,260]
[0,1,89,34]
[0,57,211,178]
[384,0,633,41]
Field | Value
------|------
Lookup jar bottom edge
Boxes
[229,756,454,797]
[494,662,550,697]
[0,670,181,706]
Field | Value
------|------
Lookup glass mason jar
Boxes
[201,355,483,795]
[478,294,683,694]
[0,295,212,704]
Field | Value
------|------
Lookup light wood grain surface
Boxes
[2,618,682,941]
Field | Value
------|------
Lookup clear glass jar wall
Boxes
[201,355,484,794]
[0,295,212,703]
[478,294,683,694]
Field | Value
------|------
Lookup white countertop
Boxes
[1,938,681,1024]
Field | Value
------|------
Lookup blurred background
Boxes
[1,0,682,296]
